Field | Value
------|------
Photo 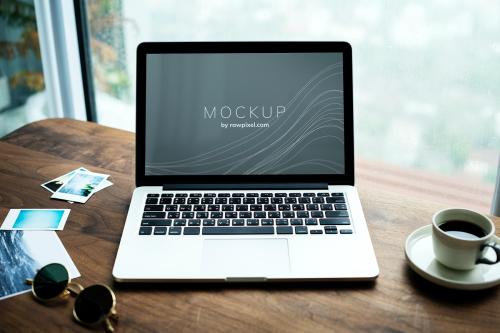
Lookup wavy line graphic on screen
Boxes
[146,62,345,175]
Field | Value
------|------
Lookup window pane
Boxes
[86,0,498,205]
[0,0,52,137]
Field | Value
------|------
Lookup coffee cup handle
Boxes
[476,242,500,265]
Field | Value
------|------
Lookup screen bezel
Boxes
[136,42,354,186]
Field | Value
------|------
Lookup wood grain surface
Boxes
[0,118,498,333]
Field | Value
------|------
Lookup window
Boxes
[0,0,52,137]
[83,0,498,207]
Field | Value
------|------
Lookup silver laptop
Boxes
[112,42,379,282]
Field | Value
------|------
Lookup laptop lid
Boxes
[136,42,354,188]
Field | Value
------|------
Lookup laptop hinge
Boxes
[162,183,329,190]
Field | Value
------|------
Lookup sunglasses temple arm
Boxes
[104,318,115,333]
[25,278,33,285]
[67,282,85,295]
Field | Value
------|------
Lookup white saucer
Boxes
[405,224,500,290]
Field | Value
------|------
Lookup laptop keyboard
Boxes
[139,192,352,236]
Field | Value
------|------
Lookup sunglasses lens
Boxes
[33,263,69,300]
[74,285,114,325]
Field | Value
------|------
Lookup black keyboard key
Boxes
[246,219,259,226]
[319,218,351,225]
[289,193,301,197]
[276,226,293,234]
[232,219,245,226]
[334,204,348,210]
[311,211,323,218]
[164,205,178,212]
[204,193,216,197]
[182,212,194,219]
[184,227,200,235]
[285,197,297,204]
[282,211,294,218]
[144,205,164,211]
[275,193,287,197]
[208,205,220,211]
[232,193,245,197]
[147,193,159,198]
[168,212,180,218]
[222,205,234,211]
[268,211,280,218]
[203,219,215,226]
[257,197,269,204]
[290,218,303,225]
[325,229,338,234]
[246,193,259,197]
[261,219,274,226]
[264,204,276,211]
[161,193,174,197]
[218,193,230,197]
[141,219,172,227]
[146,198,158,204]
[139,226,152,235]
[295,226,308,234]
[211,212,223,218]
[201,198,213,204]
[307,204,319,210]
[321,204,333,210]
[175,193,188,197]
[225,212,237,218]
[325,211,349,218]
[169,227,182,235]
[326,197,345,203]
[310,229,323,234]
[299,197,310,203]
[240,212,252,218]
[261,193,273,197]
[254,212,266,218]
[187,198,199,204]
[305,218,318,225]
[215,198,227,204]
[142,212,165,219]
[236,205,249,211]
[197,212,208,218]
[250,205,262,211]
[189,193,202,197]
[318,193,330,197]
[202,227,275,235]
[188,219,201,226]
[303,193,316,197]
[297,211,309,218]
[271,197,283,204]
[173,198,186,204]
[243,198,255,204]
[276,219,289,225]
[179,205,191,211]
[312,197,324,203]
[154,227,167,235]
[193,205,205,211]
[174,219,186,226]
[293,204,305,211]
[217,219,230,226]
[340,229,353,234]
[278,204,290,211]
[159,198,172,204]
[229,198,241,204]
[331,193,344,197]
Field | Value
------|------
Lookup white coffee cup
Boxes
[432,208,500,270]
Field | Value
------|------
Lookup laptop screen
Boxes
[145,52,345,176]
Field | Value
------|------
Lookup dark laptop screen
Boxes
[145,52,345,176]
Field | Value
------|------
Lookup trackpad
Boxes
[201,239,290,277]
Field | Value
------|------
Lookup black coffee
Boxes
[439,220,487,240]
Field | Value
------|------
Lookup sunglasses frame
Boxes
[26,263,118,332]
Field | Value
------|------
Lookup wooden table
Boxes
[0,118,498,333]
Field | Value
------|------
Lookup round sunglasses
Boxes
[25,263,118,332]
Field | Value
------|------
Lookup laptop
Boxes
[112,42,379,282]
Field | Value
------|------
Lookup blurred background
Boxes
[0,0,498,210]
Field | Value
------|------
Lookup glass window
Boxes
[85,0,498,206]
[0,0,53,137]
